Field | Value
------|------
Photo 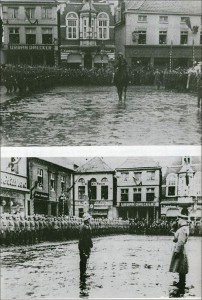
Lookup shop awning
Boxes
[94,54,108,64]
[166,208,179,217]
[67,54,82,63]
[190,209,202,218]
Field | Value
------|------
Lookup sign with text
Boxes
[119,202,159,207]
[9,44,53,51]
[34,191,49,200]
[0,172,27,191]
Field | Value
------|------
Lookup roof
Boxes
[1,0,57,4]
[76,157,114,173]
[38,157,76,171]
[116,157,161,170]
[125,0,201,15]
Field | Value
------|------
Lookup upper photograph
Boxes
[0,0,201,146]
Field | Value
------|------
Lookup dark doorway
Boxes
[84,53,92,69]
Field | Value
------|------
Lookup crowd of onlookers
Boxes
[0,213,201,247]
[0,64,200,95]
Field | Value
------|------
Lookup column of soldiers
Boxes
[1,64,199,94]
[0,214,130,247]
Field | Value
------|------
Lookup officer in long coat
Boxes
[78,213,93,277]
[169,213,189,291]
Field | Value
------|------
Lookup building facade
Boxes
[1,0,58,65]
[74,157,117,218]
[27,158,74,216]
[0,157,30,216]
[59,0,115,68]
[114,0,202,68]
[115,158,162,220]
[161,156,202,220]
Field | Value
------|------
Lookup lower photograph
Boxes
[0,155,201,299]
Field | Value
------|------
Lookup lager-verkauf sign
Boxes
[0,171,27,191]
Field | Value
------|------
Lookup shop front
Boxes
[33,191,58,216]
[118,202,159,220]
[7,44,56,66]
[0,171,30,216]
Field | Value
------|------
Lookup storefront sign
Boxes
[9,44,53,51]
[0,172,27,191]
[120,202,159,207]
[34,191,49,200]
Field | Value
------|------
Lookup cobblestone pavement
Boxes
[0,86,201,146]
[1,235,201,299]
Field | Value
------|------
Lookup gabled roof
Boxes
[38,157,76,171]
[76,157,114,173]
[126,0,201,15]
[80,0,97,12]
[116,157,161,170]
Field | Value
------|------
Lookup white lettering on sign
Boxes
[9,45,53,51]
[0,172,27,191]
[120,202,159,207]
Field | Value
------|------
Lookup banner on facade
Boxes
[34,191,49,200]
[9,45,54,51]
[0,172,27,191]
[120,202,159,207]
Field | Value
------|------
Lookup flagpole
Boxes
[169,40,173,71]
[192,39,195,67]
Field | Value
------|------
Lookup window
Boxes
[200,32,202,45]
[138,31,146,44]
[9,28,20,44]
[133,172,142,185]
[42,28,52,44]
[83,18,88,39]
[159,16,168,23]
[66,12,78,39]
[180,31,188,44]
[78,178,85,184]
[78,186,85,200]
[138,15,147,22]
[98,13,109,39]
[26,28,36,44]
[181,17,187,23]
[194,172,201,196]
[89,178,97,200]
[183,156,191,165]
[61,175,65,193]
[25,8,36,19]
[42,7,52,19]
[50,173,55,191]
[8,8,18,19]
[121,189,129,201]
[146,188,155,201]
[159,31,167,44]
[147,171,155,181]
[121,172,129,181]
[133,188,141,202]
[37,169,43,188]
[166,174,177,196]
[101,178,108,200]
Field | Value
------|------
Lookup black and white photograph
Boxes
[0,0,202,299]
[0,0,201,146]
[0,154,201,299]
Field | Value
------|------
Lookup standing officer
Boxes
[78,213,93,277]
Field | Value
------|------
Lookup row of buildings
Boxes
[0,156,201,221]
[0,0,201,68]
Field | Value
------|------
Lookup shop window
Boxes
[159,16,168,23]
[26,28,36,44]
[147,171,155,181]
[42,28,52,44]
[138,15,147,22]
[146,188,155,201]
[138,31,146,44]
[50,173,55,191]
[9,28,20,44]
[78,186,85,200]
[166,173,177,196]
[121,189,129,201]
[180,31,188,45]
[61,175,65,192]
[37,169,43,188]
[98,13,109,39]
[159,31,167,44]
[121,172,129,181]
[66,12,78,39]
[25,8,35,19]
[8,7,18,19]
[133,188,141,202]
[42,7,52,19]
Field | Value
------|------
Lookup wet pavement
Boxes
[1,86,201,146]
[1,235,201,299]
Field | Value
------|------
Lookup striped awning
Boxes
[166,208,179,217]
[67,54,82,63]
